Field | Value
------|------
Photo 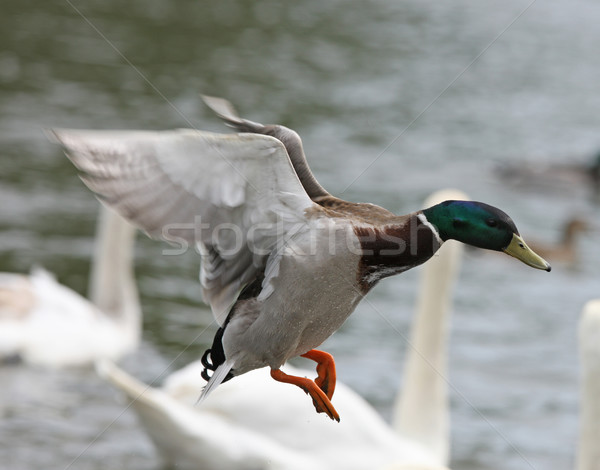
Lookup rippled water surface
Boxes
[1,1,599,469]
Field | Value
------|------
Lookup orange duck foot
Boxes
[301,349,337,399]
[270,368,340,422]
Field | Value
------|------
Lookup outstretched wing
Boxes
[51,128,317,324]
[202,96,330,199]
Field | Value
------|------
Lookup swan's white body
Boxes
[577,299,600,470]
[0,205,139,366]
[99,361,447,470]
[97,189,464,470]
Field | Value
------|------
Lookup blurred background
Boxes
[1,0,599,468]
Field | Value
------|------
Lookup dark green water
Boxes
[1,0,599,469]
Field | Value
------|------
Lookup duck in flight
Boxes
[50,96,550,421]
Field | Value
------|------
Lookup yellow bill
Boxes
[503,233,551,272]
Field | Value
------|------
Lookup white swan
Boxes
[393,191,464,464]
[576,299,600,470]
[0,204,140,366]
[97,189,465,470]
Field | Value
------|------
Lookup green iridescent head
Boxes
[422,200,551,271]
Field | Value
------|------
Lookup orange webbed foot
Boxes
[270,368,340,422]
[301,349,337,399]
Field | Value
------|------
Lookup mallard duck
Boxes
[50,96,550,420]
[97,190,462,469]
[526,218,589,267]
[0,205,140,366]
[576,299,600,470]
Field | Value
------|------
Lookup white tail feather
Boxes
[197,360,235,404]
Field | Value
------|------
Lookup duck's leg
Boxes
[270,368,340,422]
[300,349,337,399]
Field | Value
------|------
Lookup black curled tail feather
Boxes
[201,326,234,383]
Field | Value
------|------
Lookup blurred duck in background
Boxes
[0,205,140,367]
[526,218,590,269]
[97,189,464,470]
[495,150,600,203]
[576,299,600,470]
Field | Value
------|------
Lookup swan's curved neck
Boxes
[577,301,600,470]
[88,205,140,331]
[391,238,462,466]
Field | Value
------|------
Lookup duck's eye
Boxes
[486,218,498,228]
[453,218,466,228]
